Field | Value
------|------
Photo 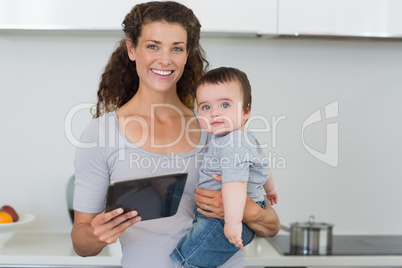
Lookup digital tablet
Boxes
[105,172,188,221]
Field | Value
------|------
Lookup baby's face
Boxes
[196,81,250,136]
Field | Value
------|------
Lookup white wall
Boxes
[1,31,401,234]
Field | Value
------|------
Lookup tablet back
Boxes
[105,172,188,221]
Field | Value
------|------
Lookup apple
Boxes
[0,205,19,222]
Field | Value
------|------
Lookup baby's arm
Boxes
[222,181,247,248]
[263,170,278,205]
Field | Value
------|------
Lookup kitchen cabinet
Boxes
[0,0,137,30]
[0,0,278,35]
[278,0,402,38]
[179,0,278,35]
[2,0,402,38]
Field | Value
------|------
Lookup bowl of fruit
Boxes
[0,205,35,249]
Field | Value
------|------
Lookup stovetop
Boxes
[267,235,402,256]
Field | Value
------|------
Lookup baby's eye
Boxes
[221,103,230,109]
[202,105,210,111]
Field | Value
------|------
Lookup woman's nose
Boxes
[158,50,171,66]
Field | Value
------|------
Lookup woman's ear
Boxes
[126,38,136,61]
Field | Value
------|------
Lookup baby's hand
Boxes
[266,189,278,205]
[224,222,243,248]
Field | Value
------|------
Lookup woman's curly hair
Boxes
[94,1,209,117]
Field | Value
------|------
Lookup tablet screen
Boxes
[105,172,188,221]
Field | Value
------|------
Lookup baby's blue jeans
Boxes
[170,199,266,268]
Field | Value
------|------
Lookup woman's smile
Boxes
[151,68,174,77]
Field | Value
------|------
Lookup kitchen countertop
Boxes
[0,232,122,267]
[1,232,402,267]
[244,237,402,268]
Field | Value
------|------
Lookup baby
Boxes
[170,67,278,268]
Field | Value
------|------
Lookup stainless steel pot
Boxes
[281,215,334,255]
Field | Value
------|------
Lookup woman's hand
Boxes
[194,174,280,238]
[72,208,141,257]
[90,208,141,244]
[194,185,224,219]
[194,184,264,222]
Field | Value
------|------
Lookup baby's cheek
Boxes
[200,121,210,131]
[198,115,210,131]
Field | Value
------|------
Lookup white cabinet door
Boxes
[279,0,402,37]
[0,0,135,30]
[0,0,278,35]
[179,0,278,35]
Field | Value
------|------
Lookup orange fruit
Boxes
[1,205,19,222]
[0,212,13,224]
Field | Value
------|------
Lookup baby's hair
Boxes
[197,67,252,112]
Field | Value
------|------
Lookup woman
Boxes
[71,2,279,267]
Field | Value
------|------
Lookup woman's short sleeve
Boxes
[73,118,110,213]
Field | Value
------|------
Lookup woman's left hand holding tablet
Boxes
[92,208,141,244]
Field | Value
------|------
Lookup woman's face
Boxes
[127,21,188,95]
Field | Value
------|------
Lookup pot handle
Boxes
[280,224,291,232]
[308,215,315,225]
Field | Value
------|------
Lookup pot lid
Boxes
[291,215,334,229]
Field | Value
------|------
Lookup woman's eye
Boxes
[148,45,157,50]
[202,105,210,111]
[222,103,230,109]
[172,47,183,52]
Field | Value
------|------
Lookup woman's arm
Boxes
[194,172,280,238]
[241,193,280,237]
[71,209,140,256]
